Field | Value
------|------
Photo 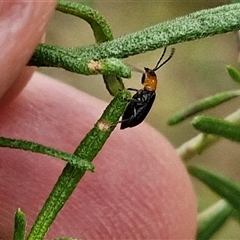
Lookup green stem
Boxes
[56,0,113,43]
[28,45,130,78]
[13,208,26,240]
[27,89,130,240]
[30,3,240,67]
[70,3,240,59]
[31,3,240,64]
[188,165,240,212]
[168,90,240,125]
[35,0,125,96]
[197,200,233,240]
[177,108,240,161]
[192,115,240,142]
[226,65,240,84]
[0,137,94,171]
[30,3,240,95]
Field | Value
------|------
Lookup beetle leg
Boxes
[118,104,139,125]
[124,96,143,103]
[118,114,135,124]
[127,87,139,92]
[128,98,143,103]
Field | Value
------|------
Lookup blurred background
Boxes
[39,1,240,238]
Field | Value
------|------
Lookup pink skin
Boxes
[0,1,197,239]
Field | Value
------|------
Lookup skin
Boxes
[0,1,197,239]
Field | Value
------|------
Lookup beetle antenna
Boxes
[153,47,175,71]
[153,47,167,70]
[130,65,145,74]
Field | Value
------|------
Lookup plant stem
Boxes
[192,115,240,142]
[70,3,240,59]
[34,0,126,96]
[56,0,113,43]
[197,200,233,240]
[168,90,240,125]
[30,4,240,71]
[13,208,26,240]
[0,137,94,171]
[188,165,240,212]
[28,46,131,78]
[177,108,240,161]
[27,89,130,240]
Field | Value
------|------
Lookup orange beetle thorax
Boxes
[142,68,157,91]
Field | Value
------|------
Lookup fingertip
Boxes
[0,1,56,105]
[0,72,197,239]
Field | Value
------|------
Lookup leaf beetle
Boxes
[120,47,175,129]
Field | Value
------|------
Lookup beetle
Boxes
[120,47,175,130]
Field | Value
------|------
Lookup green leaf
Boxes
[57,0,113,43]
[232,208,240,223]
[28,46,131,79]
[27,90,131,240]
[177,109,240,161]
[99,58,131,78]
[37,0,125,96]
[30,4,240,72]
[103,75,125,96]
[231,0,240,3]
[188,165,240,212]
[13,208,26,240]
[71,3,240,59]
[197,200,233,240]
[226,65,240,84]
[192,116,240,142]
[30,3,240,96]
[168,90,240,125]
[0,137,94,171]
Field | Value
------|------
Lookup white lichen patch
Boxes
[97,120,111,131]
[88,60,101,73]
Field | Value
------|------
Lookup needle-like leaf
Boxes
[188,166,240,212]
[168,90,240,125]
[192,116,240,143]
